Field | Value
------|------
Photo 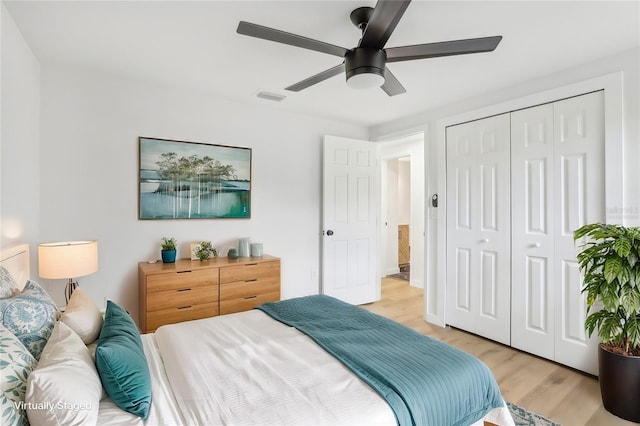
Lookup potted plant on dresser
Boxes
[575,223,640,422]
[161,237,177,263]
[193,241,217,262]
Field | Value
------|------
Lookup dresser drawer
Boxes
[146,285,218,312]
[219,277,279,315]
[220,277,279,301]
[147,269,217,292]
[146,302,219,333]
[219,292,280,315]
[219,261,280,284]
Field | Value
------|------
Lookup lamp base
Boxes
[65,279,78,304]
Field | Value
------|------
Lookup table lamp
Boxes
[38,240,98,303]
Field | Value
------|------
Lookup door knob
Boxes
[529,242,541,248]
[326,230,334,236]
[479,238,489,243]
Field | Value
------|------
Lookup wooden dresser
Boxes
[138,255,280,333]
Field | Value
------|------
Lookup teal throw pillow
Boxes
[95,300,151,419]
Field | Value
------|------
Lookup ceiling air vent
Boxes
[256,91,287,102]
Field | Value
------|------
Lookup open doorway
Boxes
[379,133,425,289]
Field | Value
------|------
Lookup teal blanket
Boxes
[257,295,504,426]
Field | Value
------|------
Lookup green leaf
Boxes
[601,281,621,312]
[585,310,607,337]
[614,237,632,257]
[604,257,623,284]
[633,268,640,289]
[625,315,640,350]
[621,285,640,315]
[574,223,603,241]
[599,313,624,344]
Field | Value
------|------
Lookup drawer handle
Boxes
[177,288,192,292]
[245,263,258,266]
[177,270,192,274]
[244,279,258,283]
[244,296,257,300]
[177,305,192,310]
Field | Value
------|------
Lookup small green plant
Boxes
[575,223,640,356]
[193,241,217,261]
[161,237,177,251]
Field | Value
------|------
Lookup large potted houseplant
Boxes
[574,223,640,422]
[161,237,177,263]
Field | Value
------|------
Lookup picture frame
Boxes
[190,243,200,260]
[138,137,251,219]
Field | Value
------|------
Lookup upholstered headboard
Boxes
[0,244,30,291]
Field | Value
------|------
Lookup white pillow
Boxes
[25,321,102,425]
[60,288,103,344]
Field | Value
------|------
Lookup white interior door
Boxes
[446,114,511,345]
[511,103,555,359]
[553,91,604,375]
[322,135,379,305]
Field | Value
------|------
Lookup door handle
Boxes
[479,238,489,243]
[529,242,541,248]
[326,230,334,236]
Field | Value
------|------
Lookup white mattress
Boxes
[98,310,513,425]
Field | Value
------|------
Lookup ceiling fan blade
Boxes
[285,63,345,92]
[386,36,502,63]
[381,68,406,97]
[237,21,349,58]
[359,0,411,49]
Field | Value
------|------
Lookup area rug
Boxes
[507,402,561,426]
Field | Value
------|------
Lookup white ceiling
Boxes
[4,1,639,127]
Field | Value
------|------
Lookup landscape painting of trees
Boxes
[139,137,251,219]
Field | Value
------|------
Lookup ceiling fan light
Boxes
[345,48,387,90]
[346,70,385,90]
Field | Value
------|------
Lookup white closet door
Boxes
[446,114,511,345]
[511,104,555,359]
[553,91,604,375]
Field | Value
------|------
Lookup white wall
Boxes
[397,159,411,225]
[1,4,40,268]
[33,65,368,321]
[382,159,400,276]
[382,157,410,277]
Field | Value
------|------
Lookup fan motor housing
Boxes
[345,48,386,81]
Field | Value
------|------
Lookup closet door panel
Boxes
[447,124,478,332]
[511,103,555,359]
[447,114,511,345]
[553,91,604,375]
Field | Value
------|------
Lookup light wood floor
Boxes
[361,278,636,426]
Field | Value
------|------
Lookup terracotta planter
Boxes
[599,344,640,422]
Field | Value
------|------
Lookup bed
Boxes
[0,244,514,426]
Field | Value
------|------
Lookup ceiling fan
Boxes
[236,0,502,96]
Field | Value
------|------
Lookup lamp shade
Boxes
[38,240,98,279]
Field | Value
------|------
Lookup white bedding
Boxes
[97,333,184,425]
[98,310,513,425]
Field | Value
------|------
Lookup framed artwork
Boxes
[189,242,200,260]
[138,137,251,219]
